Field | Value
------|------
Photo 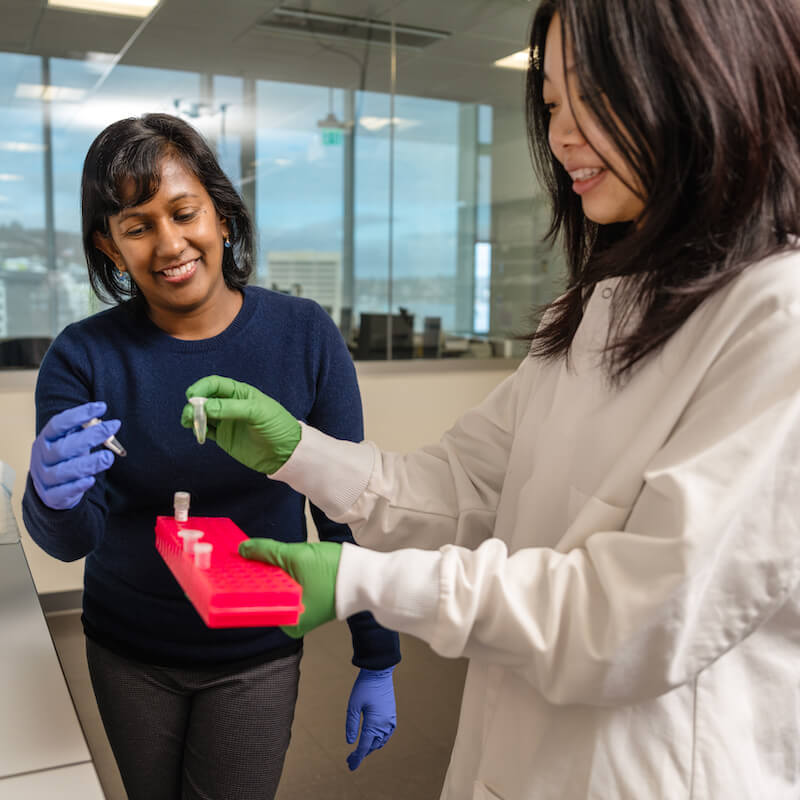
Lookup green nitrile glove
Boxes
[238,538,342,638]
[181,375,301,475]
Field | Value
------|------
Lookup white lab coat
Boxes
[274,249,800,799]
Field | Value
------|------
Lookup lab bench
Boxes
[0,465,104,799]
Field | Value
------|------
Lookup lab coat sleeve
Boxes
[271,368,520,553]
[335,305,800,706]
[21,329,110,561]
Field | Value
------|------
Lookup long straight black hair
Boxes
[526,0,800,379]
[82,113,254,305]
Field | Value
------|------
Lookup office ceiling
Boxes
[0,0,534,108]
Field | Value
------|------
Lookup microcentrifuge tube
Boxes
[188,397,207,445]
[82,417,127,457]
[178,529,204,554]
[173,491,190,522]
[193,542,213,569]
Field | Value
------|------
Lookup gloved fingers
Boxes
[38,450,114,486]
[367,734,388,753]
[185,375,246,401]
[278,622,303,639]
[359,710,396,742]
[346,752,361,771]
[347,726,380,771]
[42,420,121,465]
[370,715,396,738]
[238,537,289,567]
[32,475,96,510]
[239,540,302,638]
[180,404,194,429]
[40,401,107,442]
[345,705,362,744]
[202,397,271,423]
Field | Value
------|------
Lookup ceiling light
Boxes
[84,51,117,63]
[47,0,159,17]
[359,116,420,132]
[0,175,24,182]
[80,51,118,75]
[15,84,86,102]
[494,50,530,70]
[359,117,390,132]
[317,112,350,131]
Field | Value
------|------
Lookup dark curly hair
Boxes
[81,113,254,304]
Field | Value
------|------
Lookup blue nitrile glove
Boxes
[29,401,120,510]
[345,666,397,771]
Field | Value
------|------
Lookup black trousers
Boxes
[86,638,302,800]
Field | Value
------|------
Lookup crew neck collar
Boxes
[130,286,257,353]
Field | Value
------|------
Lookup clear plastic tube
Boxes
[82,417,127,457]
[173,491,190,522]
[193,541,213,569]
[188,397,207,445]
[178,529,204,554]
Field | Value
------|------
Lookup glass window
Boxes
[0,54,46,339]
[255,81,345,323]
[0,4,565,364]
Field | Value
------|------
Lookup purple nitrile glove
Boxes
[29,401,120,510]
[345,666,397,770]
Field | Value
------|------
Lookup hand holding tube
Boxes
[82,417,127,456]
[30,401,121,510]
[182,375,301,475]
[238,538,341,638]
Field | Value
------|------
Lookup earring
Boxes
[223,236,231,249]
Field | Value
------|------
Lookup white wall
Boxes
[0,362,516,595]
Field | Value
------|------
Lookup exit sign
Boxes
[321,128,343,146]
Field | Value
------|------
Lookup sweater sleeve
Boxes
[305,307,401,669]
[21,328,110,561]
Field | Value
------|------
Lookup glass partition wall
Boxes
[0,0,565,362]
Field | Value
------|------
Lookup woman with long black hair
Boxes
[186,0,800,796]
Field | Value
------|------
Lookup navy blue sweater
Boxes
[23,286,401,669]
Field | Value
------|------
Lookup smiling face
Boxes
[542,13,645,225]
[93,156,240,337]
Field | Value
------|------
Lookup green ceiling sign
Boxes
[321,128,344,146]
